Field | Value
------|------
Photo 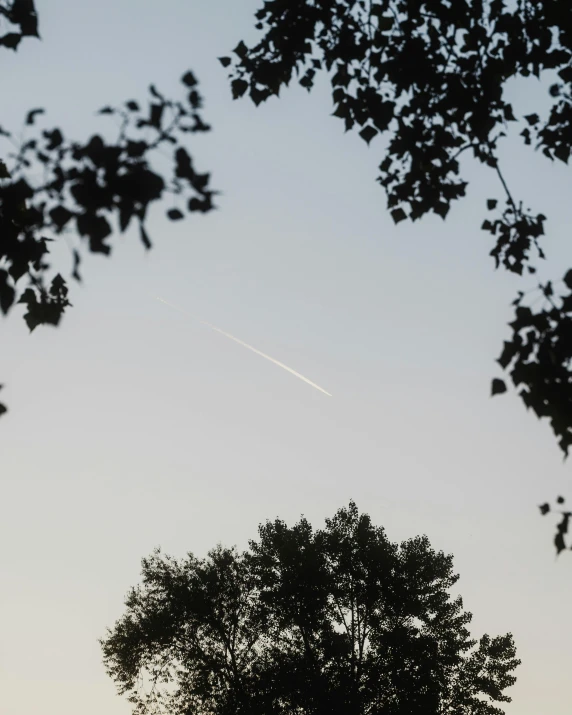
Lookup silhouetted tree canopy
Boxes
[102,501,520,715]
[0,0,215,415]
[220,0,572,459]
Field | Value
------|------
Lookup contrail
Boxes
[155,297,332,397]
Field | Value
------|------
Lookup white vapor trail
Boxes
[155,297,332,397]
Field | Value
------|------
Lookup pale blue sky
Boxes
[2,2,572,714]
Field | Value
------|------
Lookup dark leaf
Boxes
[498,341,517,369]
[72,250,82,282]
[554,145,570,164]
[126,140,148,157]
[50,273,67,297]
[233,41,248,59]
[49,205,74,230]
[0,270,15,314]
[149,103,164,129]
[119,203,134,232]
[188,196,213,213]
[377,16,394,31]
[76,213,112,253]
[231,79,249,99]
[390,208,407,224]
[43,128,63,150]
[18,288,40,332]
[25,108,44,125]
[181,71,198,87]
[434,202,450,219]
[167,208,184,221]
[188,90,201,109]
[140,224,152,250]
[487,199,498,210]
[218,56,232,67]
[539,503,550,515]
[10,0,39,37]
[504,105,516,122]
[6,178,33,203]
[0,33,22,49]
[561,294,572,312]
[174,146,195,181]
[359,125,378,145]
[491,378,507,396]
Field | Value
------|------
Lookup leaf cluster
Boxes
[0,2,216,416]
[1,72,214,328]
[222,0,572,458]
[0,61,214,412]
[0,0,39,50]
[493,273,572,455]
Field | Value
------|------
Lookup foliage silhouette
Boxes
[0,0,38,49]
[539,494,572,555]
[220,0,572,460]
[102,501,520,715]
[0,0,215,415]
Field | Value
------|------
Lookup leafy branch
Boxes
[0,70,215,413]
[221,0,572,460]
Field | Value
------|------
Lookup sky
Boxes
[2,2,572,713]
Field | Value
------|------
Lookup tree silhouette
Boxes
[0,0,215,415]
[102,501,520,715]
[220,0,572,459]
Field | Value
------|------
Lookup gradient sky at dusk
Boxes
[2,2,572,714]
